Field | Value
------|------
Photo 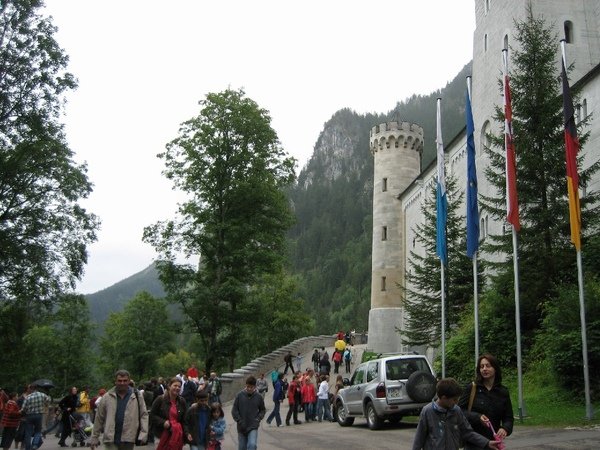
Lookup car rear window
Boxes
[385,358,429,380]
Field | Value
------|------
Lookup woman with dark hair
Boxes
[150,378,186,450]
[57,387,79,447]
[458,353,514,449]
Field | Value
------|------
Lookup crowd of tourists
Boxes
[0,367,225,450]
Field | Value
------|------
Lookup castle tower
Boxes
[368,121,423,353]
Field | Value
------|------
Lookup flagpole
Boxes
[511,227,524,421]
[576,250,592,419]
[503,49,525,421]
[466,77,479,367]
[561,40,593,420]
[441,260,446,378]
[436,98,447,379]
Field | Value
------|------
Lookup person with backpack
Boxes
[343,348,352,373]
[311,349,320,372]
[206,372,222,405]
[283,352,294,375]
[332,350,343,374]
[265,373,283,427]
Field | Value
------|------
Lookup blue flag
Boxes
[466,88,479,258]
[436,99,447,265]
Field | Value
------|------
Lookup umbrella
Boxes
[32,379,55,389]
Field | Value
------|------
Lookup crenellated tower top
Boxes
[370,121,424,156]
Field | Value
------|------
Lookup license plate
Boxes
[388,388,403,399]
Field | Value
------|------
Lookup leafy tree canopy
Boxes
[143,88,296,371]
[0,0,99,304]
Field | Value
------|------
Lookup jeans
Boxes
[303,402,314,422]
[317,398,332,421]
[237,429,258,450]
[266,400,281,426]
[24,414,43,450]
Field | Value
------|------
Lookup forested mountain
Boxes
[288,62,472,333]
[85,62,472,334]
[86,264,165,324]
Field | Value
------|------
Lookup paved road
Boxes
[38,404,600,450]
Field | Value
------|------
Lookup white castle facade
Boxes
[368,0,600,354]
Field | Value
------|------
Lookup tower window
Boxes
[381,276,387,291]
[485,0,490,14]
[382,226,388,241]
[583,99,587,119]
[484,34,488,52]
[382,177,388,192]
[564,20,573,43]
[503,34,509,51]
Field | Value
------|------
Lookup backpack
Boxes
[344,350,351,361]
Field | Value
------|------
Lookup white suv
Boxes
[334,354,436,430]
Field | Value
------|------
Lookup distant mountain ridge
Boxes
[85,263,165,325]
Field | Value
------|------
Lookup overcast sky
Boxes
[42,0,476,294]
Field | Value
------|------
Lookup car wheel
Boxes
[365,401,383,430]
[336,400,355,426]
[406,370,437,403]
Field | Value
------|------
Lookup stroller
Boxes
[69,413,89,447]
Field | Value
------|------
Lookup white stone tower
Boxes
[368,121,423,353]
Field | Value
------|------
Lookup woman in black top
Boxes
[458,353,514,449]
[57,387,79,447]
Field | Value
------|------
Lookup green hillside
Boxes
[85,263,165,325]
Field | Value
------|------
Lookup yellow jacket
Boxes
[76,391,91,413]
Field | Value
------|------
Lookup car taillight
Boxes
[376,382,386,398]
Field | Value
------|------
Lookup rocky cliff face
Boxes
[298,108,378,189]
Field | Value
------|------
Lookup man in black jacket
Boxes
[180,376,197,408]
[231,376,266,450]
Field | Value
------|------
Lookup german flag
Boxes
[561,58,581,250]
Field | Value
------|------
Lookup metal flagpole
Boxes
[441,261,446,378]
[503,49,524,420]
[473,256,479,365]
[436,97,447,379]
[512,228,524,420]
[576,250,592,419]
[466,77,479,366]
[561,40,593,420]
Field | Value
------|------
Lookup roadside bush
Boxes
[535,279,600,400]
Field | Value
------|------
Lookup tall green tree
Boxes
[143,88,296,371]
[100,291,175,381]
[480,6,600,340]
[402,176,482,347]
[0,0,99,390]
[0,0,99,304]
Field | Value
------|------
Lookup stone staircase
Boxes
[219,333,366,403]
